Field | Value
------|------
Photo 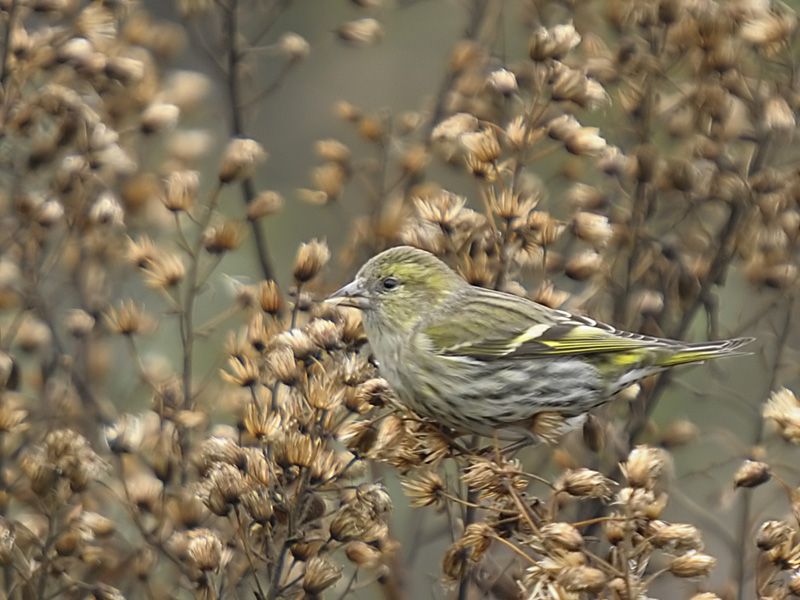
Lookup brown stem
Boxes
[224,0,278,283]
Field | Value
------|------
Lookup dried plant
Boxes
[0,1,798,599]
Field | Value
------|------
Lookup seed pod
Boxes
[669,550,716,578]
[733,460,771,489]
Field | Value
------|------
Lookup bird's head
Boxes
[327,246,466,330]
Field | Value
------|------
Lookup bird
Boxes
[327,245,753,442]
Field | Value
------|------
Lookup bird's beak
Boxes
[326,278,370,309]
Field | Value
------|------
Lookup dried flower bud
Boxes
[277,32,310,61]
[650,521,703,551]
[267,346,299,386]
[401,471,445,509]
[572,211,613,248]
[669,550,716,578]
[346,540,382,567]
[186,529,223,571]
[564,126,607,155]
[432,113,479,142]
[565,250,603,281]
[733,460,771,488]
[65,309,95,338]
[487,68,517,96]
[219,138,267,183]
[314,138,351,164]
[291,540,324,562]
[203,221,243,254]
[141,102,180,134]
[541,522,583,551]
[89,192,124,227]
[763,387,800,444]
[303,556,342,594]
[623,446,669,489]
[246,190,284,220]
[461,129,501,163]
[755,520,793,550]
[557,566,606,593]
[557,468,614,499]
[337,18,383,45]
[36,199,64,227]
[105,301,154,336]
[163,170,199,212]
[293,239,330,283]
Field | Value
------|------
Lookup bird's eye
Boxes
[382,276,399,290]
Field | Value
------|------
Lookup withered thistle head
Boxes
[218,138,267,183]
[185,529,223,572]
[303,556,342,595]
[668,550,716,578]
[293,239,330,283]
[247,190,284,220]
[162,170,199,212]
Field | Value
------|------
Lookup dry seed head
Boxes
[293,239,330,283]
[650,521,703,551]
[140,102,179,134]
[104,414,145,454]
[623,446,669,488]
[219,138,267,183]
[357,115,386,142]
[487,68,518,96]
[89,192,124,227]
[277,31,310,61]
[460,128,501,163]
[401,470,446,509]
[305,318,342,352]
[247,190,284,220]
[541,522,584,551]
[36,199,64,227]
[556,468,614,500]
[291,540,324,562]
[186,529,223,572]
[143,253,185,289]
[572,212,614,248]
[669,550,716,578]
[275,329,317,360]
[126,235,158,269]
[257,280,283,315]
[756,520,794,550]
[431,112,479,142]
[163,170,198,212]
[547,114,581,141]
[557,565,606,593]
[763,387,800,444]
[220,355,260,387]
[65,309,95,338]
[565,249,603,280]
[203,221,243,254]
[314,138,350,163]
[337,17,383,45]
[400,143,429,174]
[303,556,342,594]
[733,459,771,488]
[105,300,154,336]
[564,126,607,156]
[346,540,382,567]
[789,572,800,595]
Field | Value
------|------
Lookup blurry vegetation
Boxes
[0,0,799,599]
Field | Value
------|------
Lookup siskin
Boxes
[328,246,752,442]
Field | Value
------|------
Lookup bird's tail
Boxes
[656,337,755,368]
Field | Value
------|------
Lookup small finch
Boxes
[328,246,752,442]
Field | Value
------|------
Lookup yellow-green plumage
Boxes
[328,246,753,441]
